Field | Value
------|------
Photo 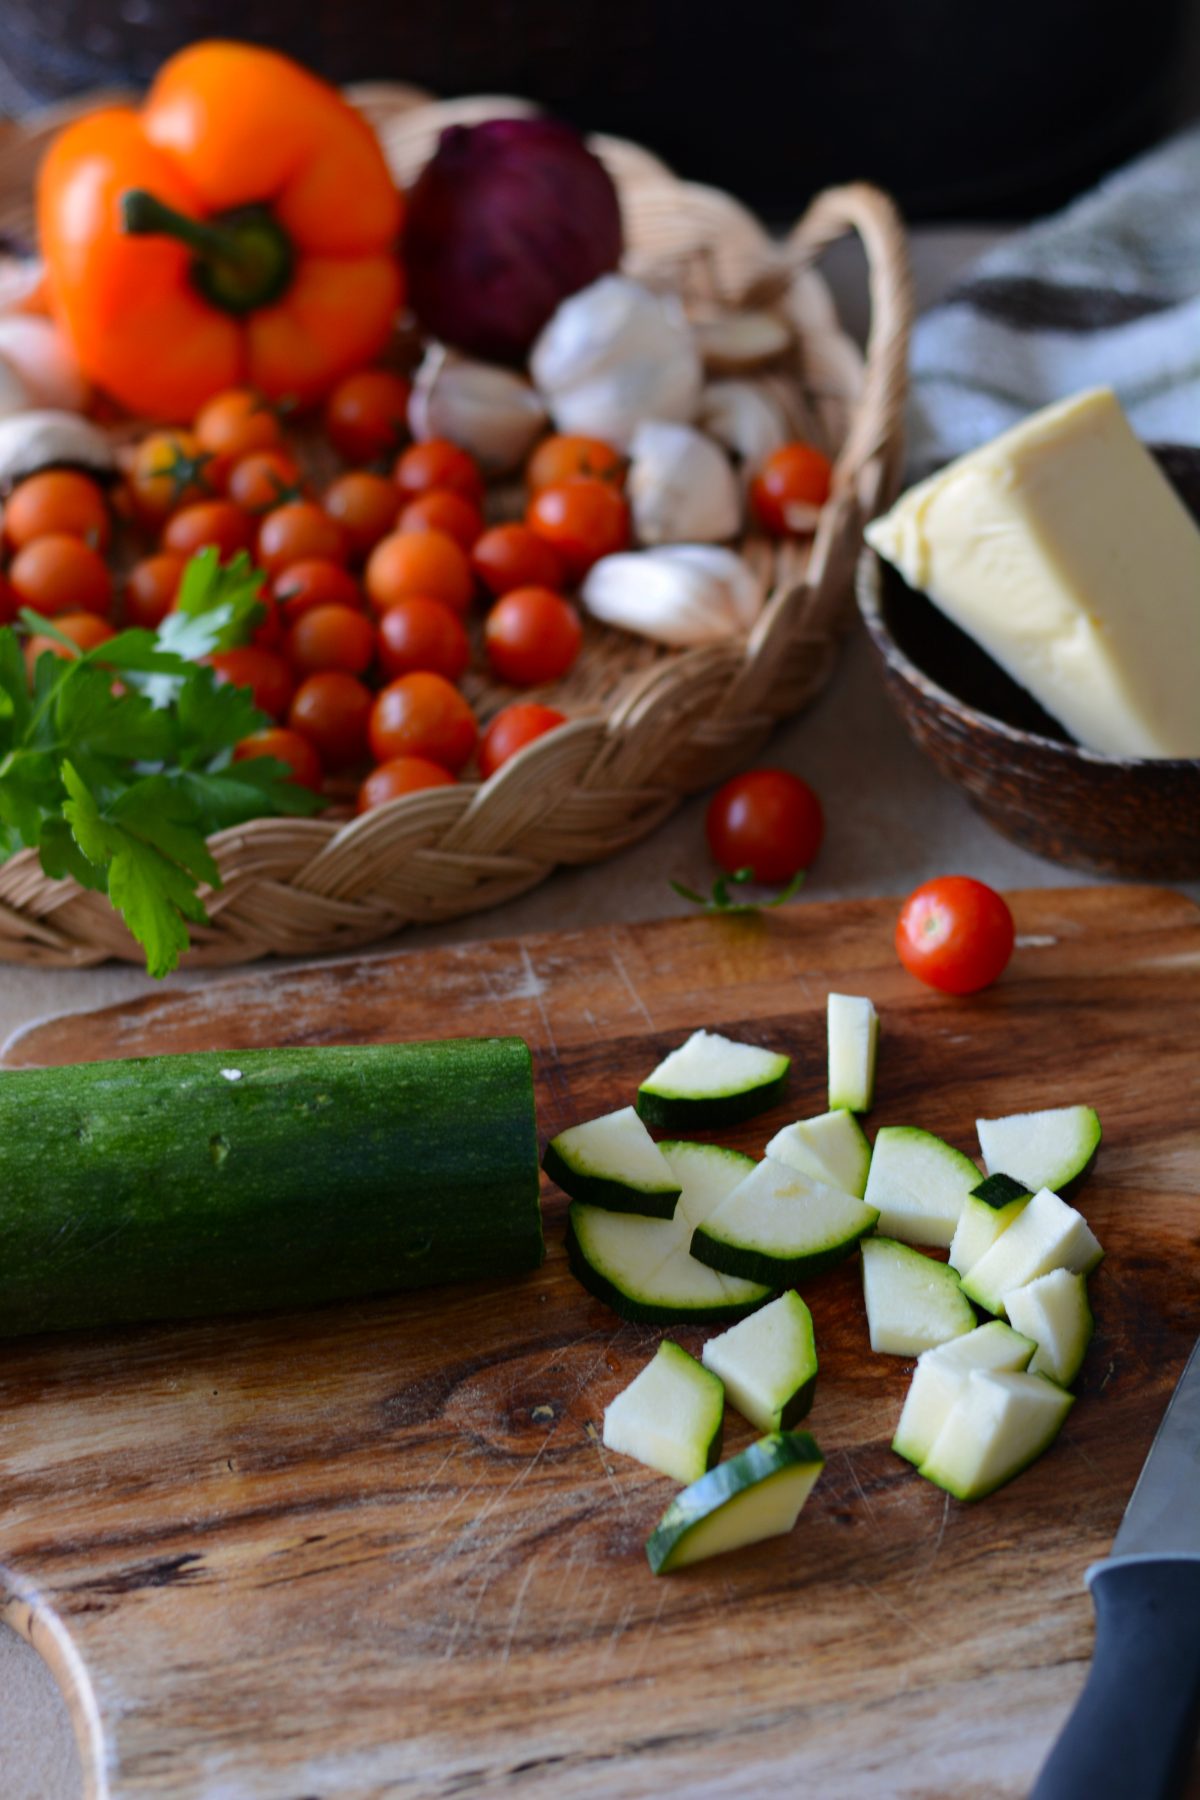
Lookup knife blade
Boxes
[1030,1338,1200,1800]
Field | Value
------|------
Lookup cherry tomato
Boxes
[706,769,824,883]
[478,703,566,778]
[484,586,582,686]
[364,529,474,616]
[526,434,625,492]
[205,647,294,722]
[288,671,373,769]
[163,499,256,561]
[127,429,215,524]
[394,438,484,506]
[25,611,114,673]
[357,756,456,813]
[226,449,305,514]
[324,471,400,561]
[195,389,282,476]
[9,534,112,618]
[325,369,412,464]
[398,488,484,551]
[124,552,185,629]
[233,726,324,792]
[257,501,348,575]
[5,471,110,552]
[0,572,19,626]
[376,597,470,683]
[250,592,284,653]
[286,603,375,679]
[368,672,478,772]
[895,877,1015,996]
[750,442,834,536]
[471,523,564,597]
[526,478,629,581]
[273,559,363,624]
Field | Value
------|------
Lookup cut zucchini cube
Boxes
[861,1237,976,1356]
[919,1368,1074,1500]
[961,1187,1103,1318]
[702,1290,818,1432]
[892,1320,1035,1466]
[603,1340,725,1485]
[645,1430,824,1573]
[765,1109,872,1198]
[864,1126,981,1250]
[1003,1268,1094,1387]
[827,994,878,1113]
[976,1104,1101,1195]
[637,1030,790,1131]
[543,1106,682,1217]
[948,1175,1032,1276]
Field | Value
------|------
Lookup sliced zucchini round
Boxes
[976,1104,1101,1196]
[603,1340,725,1485]
[691,1155,878,1287]
[764,1108,872,1198]
[918,1368,1074,1501]
[860,1237,976,1357]
[646,1430,825,1573]
[863,1126,981,1250]
[637,1030,790,1131]
[702,1290,818,1432]
[542,1105,682,1217]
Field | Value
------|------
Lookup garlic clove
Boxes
[0,409,115,493]
[409,344,547,475]
[650,544,763,632]
[698,380,791,474]
[0,317,87,414]
[0,354,30,423]
[691,309,792,375]
[581,544,763,647]
[627,419,742,546]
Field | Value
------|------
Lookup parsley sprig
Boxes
[671,865,806,915]
[0,550,324,977]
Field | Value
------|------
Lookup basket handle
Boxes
[779,182,914,517]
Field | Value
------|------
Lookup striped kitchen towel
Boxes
[908,124,1200,474]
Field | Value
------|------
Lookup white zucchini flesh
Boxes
[860,1237,976,1356]
[976,1104,1101,1193]
[638,1030,789,1123]
[827,994,878,1113]
[961,1187,1103,1318]
[892,1320,1035,1466]
[603,1340,725,1485]
[765,1109,872,1198]
[692,1156,879,1285]
[645,1431,824,1573]
[919,1369,1074,1500]
[1003,1268,1094,1387]
[544,1105,681,1209]
[702,1290,818,1432]
[948,1183,1032,1277]
[863,1127,981,1250]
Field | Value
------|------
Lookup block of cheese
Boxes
[865,389,1200,758]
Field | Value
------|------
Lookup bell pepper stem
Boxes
[121,191,237,259]
[119,190,293,315]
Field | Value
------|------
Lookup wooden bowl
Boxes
[856,445,1200,879]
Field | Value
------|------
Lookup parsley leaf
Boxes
[670,865,806,915]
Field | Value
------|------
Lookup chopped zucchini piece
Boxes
[543,1106,681,1216]
[948,1174,1032,1276]
[827,993,878,1112]
[961,1187,1103,1318]
[691,1155,878,1287]
[646,1430,824,1573]
[702,1291,818,1432]
[892,1320,1035,1466]
[919,1369,1074,1500]
[863,1126,980,1249]
[566,1142,772,1323]
[603,1340,725,1485]
[1003,1268,1094,1387]
[861,1237,976,1356]
[976,1104,1101,1195]
[765,1109,872,1197]
[637,1030,790,1130]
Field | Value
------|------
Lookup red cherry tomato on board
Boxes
[705,768,824,883]
[895,877,1015,995]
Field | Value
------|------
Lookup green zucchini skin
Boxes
[688,1225,872,1288]
[540,1142,680,1218]
[0,1040,542,1338]
[635,1072,789,1133]
[564,1225,773,1326]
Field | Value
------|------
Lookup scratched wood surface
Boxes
[1,886,1197,1800]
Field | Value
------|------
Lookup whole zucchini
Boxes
[0,1039,542,1337]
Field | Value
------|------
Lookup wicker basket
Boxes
[0,86,913,968]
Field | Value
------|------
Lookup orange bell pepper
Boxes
[37,41,404,420]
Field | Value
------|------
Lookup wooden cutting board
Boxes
[2,886,1197,1800]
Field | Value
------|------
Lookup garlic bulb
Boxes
[530,275,702,450]
[626,419,741,545]
[581,543,763,647]
[409,345,547,475]
[0,410,115,492]
[0,317,86,413]
[0,355,29,423]
[698,381,790,473]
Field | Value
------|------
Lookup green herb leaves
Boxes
[670,865,805,916]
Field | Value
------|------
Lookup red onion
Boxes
[404,118,623,366]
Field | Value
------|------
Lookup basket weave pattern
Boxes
[0,87,913,967]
